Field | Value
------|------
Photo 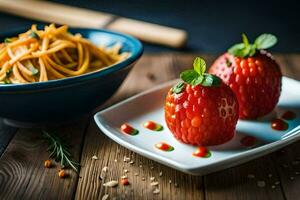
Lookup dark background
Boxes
[0,0,299,53]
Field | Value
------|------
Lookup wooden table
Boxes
[0,53,299,200]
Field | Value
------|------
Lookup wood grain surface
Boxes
[0,53,299,200]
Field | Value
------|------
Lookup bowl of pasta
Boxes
[0,24,143,125]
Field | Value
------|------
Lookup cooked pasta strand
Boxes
[0,24,130,84]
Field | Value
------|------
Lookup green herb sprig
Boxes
[180,57,221,87]
[43,131,80,172]
[29,31,40,40]
[228,33,277,58]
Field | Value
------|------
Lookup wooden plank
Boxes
[0,119,89,199]
[76,54,209,200]
[271,142,300,200]
[204,156,285,200]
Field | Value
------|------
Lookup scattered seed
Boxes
[44,159,52,168]
[103,180,118,187]
[247,174,255,179]
[295,171,300,175]
[271,185,276,189]
[100,166,108,180]
[114,159,117,162]
[139,165,143,168]
[124,156,130,162]
[129,160,134,164]
[121,175,128,179]
[142,177,145,181]
[150,177,155,181]
[58,169,67,178]
[153,188,160,194]
[257,181,266,188]
[92,155,98,160]
[290,176,295,181]
[159,171,163,177]
[124,169,129,173]
[268,174,273,178]
[151,181,159,186]
[134,173,139,176]
[121,178,130,185]
[174,183,179,187]
[102,194,109,200]
[169,180,172,184]
[150,166,154,170]
[275,181,280,185]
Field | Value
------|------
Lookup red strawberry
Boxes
[209,34,282,119]
[164,57,239,146]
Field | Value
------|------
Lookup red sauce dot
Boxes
[120,123,138,135]
[121,178,130,185]
[281,111,297,120]
[144,121,157,130]
[155,142,174,151]
[144,121,163,131]
[193,146,207,157]
[271,119,288,131]
[240,136,256,147]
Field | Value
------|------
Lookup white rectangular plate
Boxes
[94,77,300,175]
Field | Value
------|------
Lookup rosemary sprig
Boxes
[43,131,80,172]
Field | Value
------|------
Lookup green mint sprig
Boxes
[228,33,277,58]
[180,57,221,87]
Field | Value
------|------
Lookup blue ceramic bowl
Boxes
[0,28,143,124]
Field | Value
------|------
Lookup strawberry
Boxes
[164,57,239,146]
[209,34,282,119]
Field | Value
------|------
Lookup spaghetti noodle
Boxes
[0,24,130,84]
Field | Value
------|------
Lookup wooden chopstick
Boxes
[0,0,188,48]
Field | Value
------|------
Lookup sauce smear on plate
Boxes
[281,111,297,120]
[271,119,288,131]
[155,142,174,151]
[143,121,163,131]
[120,123,139,135]
[193,147,211,158]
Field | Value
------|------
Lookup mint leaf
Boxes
[4,79,11,84]
[201,74,221,87]
[228,33,277,57]
[29,65,39,75]
[179,57,221,87]
[29,31,40,40]
[172,82,185,94]
[254,34,277,49]
[191,75,204,86]
[4,38,12,43]
[228,43,246,57]
[242,33,249,46]
[249,44,257,56]
[180,70,199,84]
[193,57,206,75]
[5,68,12,77]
